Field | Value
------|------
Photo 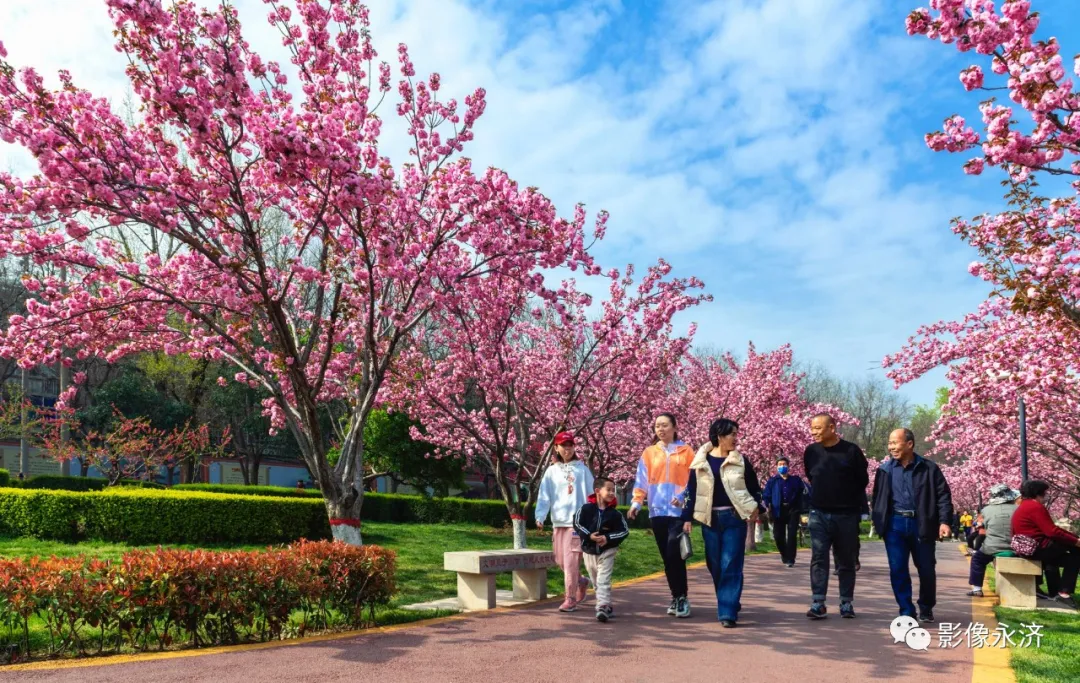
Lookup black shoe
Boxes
[1053,595,1079,610]
[785,562,795,568]
[667,599,678,616]
[966,589,984,597]
[918,609,934,623]
[840,602,856,619]
[675,596,692,618]
[596,610,609,623]
[806,603,827,619]
[1036,589,1051,600]
[720,619,737,628]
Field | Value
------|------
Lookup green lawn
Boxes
[983,564,1080,683]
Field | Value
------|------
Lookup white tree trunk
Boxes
[754,520,764,543]
[331,523,364,546]
[512,518,528,549]
[326,496,364,546]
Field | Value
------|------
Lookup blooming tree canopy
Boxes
[0,0,603,543]
[893,0,1080,509]
[389,261,707,547]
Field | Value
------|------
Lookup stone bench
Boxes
[444,549,556,611]
[994,556,1042,609]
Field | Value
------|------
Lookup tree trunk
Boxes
[512,517,527,550]
[754,520,764,544]
[180,457,196,484]
[325,495,364,545]
[389,478,399,494]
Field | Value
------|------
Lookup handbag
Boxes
[1010,534,1039,557]
[678,531,694,560]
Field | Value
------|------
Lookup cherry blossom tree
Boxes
[908,0,1080,328]
[885,299,1080,502]
[893,1,1080,510]
[389,262,707,547]
[0,0,601,543]
[677,345,852,480]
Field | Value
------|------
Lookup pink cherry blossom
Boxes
[0,0,605,544]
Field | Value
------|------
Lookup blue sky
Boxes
[2,0,1079,406]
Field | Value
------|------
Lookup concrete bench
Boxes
[444,549,556,611]
[994,556,1042,609]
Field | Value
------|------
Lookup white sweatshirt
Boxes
[535,459,595,528]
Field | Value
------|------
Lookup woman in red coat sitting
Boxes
[1012,480,1080,609]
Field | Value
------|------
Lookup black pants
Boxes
[772,512,800,564]
[809,509,860,603]
[1032,542,1080,596]
[651,515,688,599]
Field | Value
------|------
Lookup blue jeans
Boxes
[701,509,748,622]
[884,515,937,616]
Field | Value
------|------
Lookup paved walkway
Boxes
[2,542,979,683]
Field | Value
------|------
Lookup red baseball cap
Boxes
[553,431,575,445]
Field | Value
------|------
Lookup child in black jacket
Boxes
[573,477,629,621]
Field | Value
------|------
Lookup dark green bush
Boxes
[0,488,330,544]
[0,468,9,487]
[174,483,323,498]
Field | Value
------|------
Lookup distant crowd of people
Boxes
[532,411,1043,626]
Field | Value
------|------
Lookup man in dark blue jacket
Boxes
[871,428,954,624]
[762,456,807,567]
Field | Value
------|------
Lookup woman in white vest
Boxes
[680,418,764,628]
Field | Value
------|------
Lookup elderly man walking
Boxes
[870,428,954,623]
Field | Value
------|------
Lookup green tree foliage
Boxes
[363,410,465,497]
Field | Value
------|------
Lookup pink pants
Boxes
[552,527,584,599]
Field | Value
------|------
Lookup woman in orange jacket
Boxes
[627,412,696,618]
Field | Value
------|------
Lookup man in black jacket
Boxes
[871,428,953,624]
[803,413,869,620]
[574,477,629,622]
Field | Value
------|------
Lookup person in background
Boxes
[804,413,869,620]
[628,413,696,618]
[681,418,763,627]
[574,477,630,622]
[535,431,594,613]
[1012,480,1080,610]
[959,510,973,538]
[870,428,953,623]
[762,455,806,567]
[966,484,1018,597]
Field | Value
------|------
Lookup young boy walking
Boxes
[574,477,630,622]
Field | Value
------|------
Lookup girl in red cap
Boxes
[536,431,595,612]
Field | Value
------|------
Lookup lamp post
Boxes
[1018,395,1028,482]
[987,370,1029,483]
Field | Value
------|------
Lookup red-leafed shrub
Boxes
[0,541,395,662]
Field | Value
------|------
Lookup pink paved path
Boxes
[1,542,976,683]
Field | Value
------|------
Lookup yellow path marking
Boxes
[958,544,1016,683]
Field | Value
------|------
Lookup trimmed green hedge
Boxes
[172,485,651,528]
[174,483,323,498]
[0,468,8,487]
[0,488,330,544]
